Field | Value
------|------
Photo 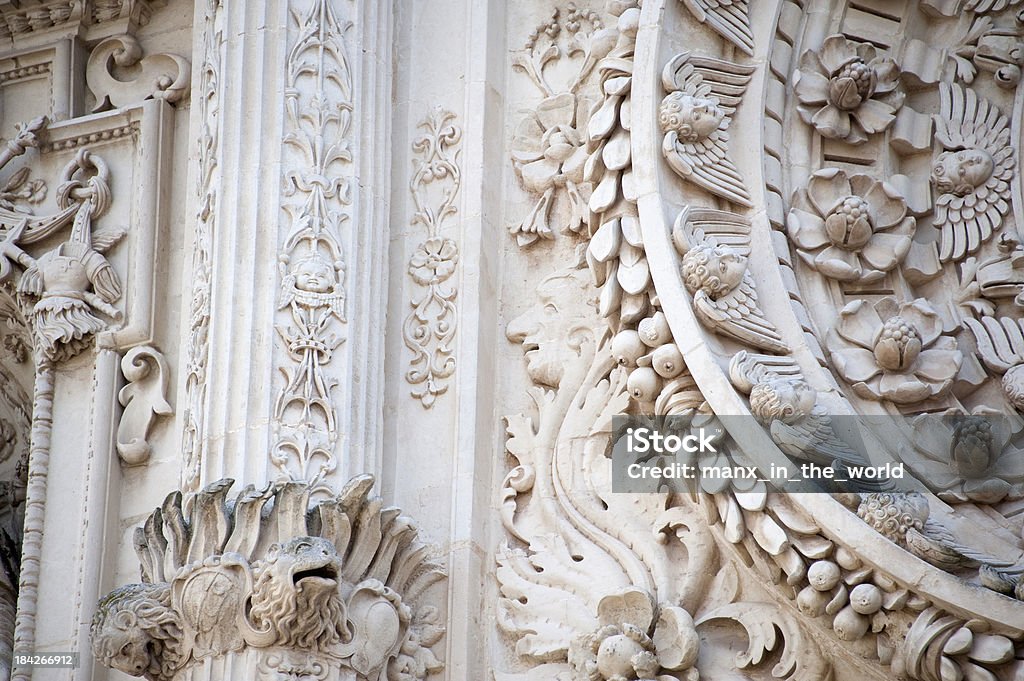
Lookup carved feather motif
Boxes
[660,52,755,206]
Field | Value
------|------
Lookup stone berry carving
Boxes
[674,206,788,354]
[567,588,699,681]
[92,476,445,681]
[660,52,755,207]
[930,83,1015,262]
[787,168,916,283]
[827,297,962,404]
[794,34,903,145]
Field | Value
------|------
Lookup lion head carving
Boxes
[248,536,349,650]
[91,582,184,681]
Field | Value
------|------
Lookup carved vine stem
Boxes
[10,362,53,681]
[181,0,223,492]
[403,109,462,408]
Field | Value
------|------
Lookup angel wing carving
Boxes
[660,52,755,207]
[931,83,1016,262]
[681,0,754,56]
[965,315,1024,373]
[676,208,787,353]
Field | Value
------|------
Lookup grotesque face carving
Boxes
[248,536,348,651]
[930,149,994,197]
[292,253,337,294]
[681,243,747,299]
[506,268,599,388]
[659,92,725,143]
[91,583,183,681]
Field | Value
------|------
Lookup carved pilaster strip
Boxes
[181,0,223,491]
[403,109,462,408]
[10,364,53,681]
[271,0,354,485]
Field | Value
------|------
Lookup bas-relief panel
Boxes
[493,1,1024,680]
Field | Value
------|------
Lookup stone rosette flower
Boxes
[510,93,592,246]
[794,35,903,144]
[906,409,1024,504]
[828,297,962,404]
[408,236,458,285]
[568,588,699,681]
[788,169,915,283]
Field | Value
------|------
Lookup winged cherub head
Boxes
[681,243,747,299]
[930,149,995,197]
[749,378,817,425]
[659,92,725,143]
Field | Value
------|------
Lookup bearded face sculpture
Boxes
[248,536,349,651]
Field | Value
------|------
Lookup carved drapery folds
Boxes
[92,476,445,681]
[403,109,463,408]
[498,0,1024,680]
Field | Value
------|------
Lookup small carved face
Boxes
[931,149,994,197]
[99,616,151,677]
[750,378,816,424]
[506,269,598,388]
[681,244,747,299]
[659,92,725,142]
[1002,365,1024,412]
[292,254,336,294]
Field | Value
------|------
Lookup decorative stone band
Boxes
[91,475,446,681]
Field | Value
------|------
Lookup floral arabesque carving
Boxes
[403,109,462,408]
[273,0,354,486]
[827,297,962,404]
[794,34,903,145]
[509,4,618,246]
[930,83,1015,263]
[787,168,916,283]
[92,476,445,681]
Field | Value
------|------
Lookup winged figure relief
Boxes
[659,52,756,207]
[729,351,868,469]
[930,83,1015,262]
[674,206,788,354]
[680,0,754,56]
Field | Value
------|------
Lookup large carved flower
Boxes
[408,237,458,285]
[510,93,592,246]
[794,35,903,144]
[788,169,915,283]
[906,409,1024,504]
[828,297,962,404]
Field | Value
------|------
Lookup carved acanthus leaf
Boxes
[116,345,172,466]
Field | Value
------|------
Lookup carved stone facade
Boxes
[0,1,1022,680]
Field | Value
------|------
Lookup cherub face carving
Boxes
[930,149,994,197]
[749,378,817,424]
[292,253,336,294]
[506,268,598,388]
[681,243,747,299]
[659,92,725,143]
